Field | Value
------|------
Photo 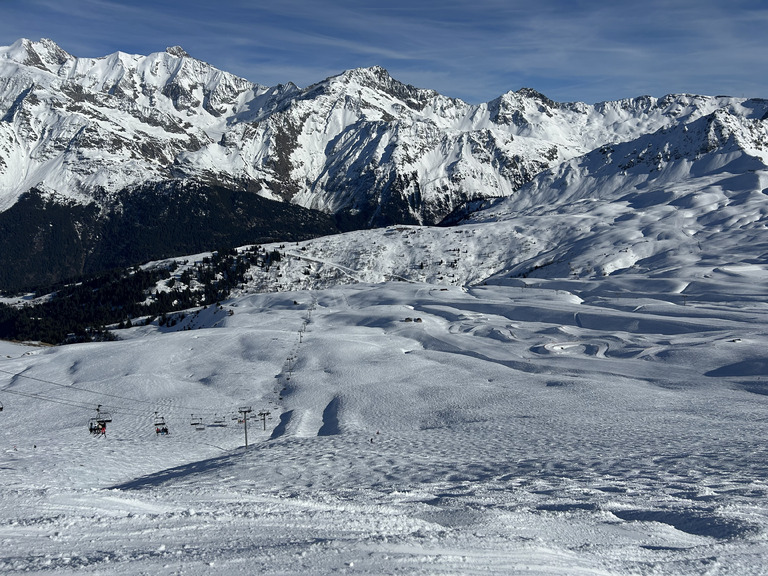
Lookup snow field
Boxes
[2,276,768,574]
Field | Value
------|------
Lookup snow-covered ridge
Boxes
[1,38,766,226]
[1,38,268,117]
[221,103,768,293]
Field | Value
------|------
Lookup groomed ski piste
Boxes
[2,265,768,574]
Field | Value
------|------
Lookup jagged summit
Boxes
[165,45,191,58]
[301,64,440,111]
[514,87,559,106]
[0,38,766,289]
[2,37,74,72]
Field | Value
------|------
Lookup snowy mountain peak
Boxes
[328,65,397,87]
[342,64,391,82]
[488,88,561,127]
[308,65,440,111]
[1,38,767,289]
[1,37,74,72]
[513,87,559,108]
[165,45,191,58]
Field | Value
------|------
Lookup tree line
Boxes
[0,246,281,345]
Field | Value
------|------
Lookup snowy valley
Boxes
[0,37,768,575]
[2,156,768,573]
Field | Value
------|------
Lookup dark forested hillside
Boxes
[0,245,280,344]
[0,181,339,293]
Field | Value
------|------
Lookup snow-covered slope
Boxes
[2,76,768,571]
[222,103,767,298]
[2,270,767,574]
[2,38,767,227]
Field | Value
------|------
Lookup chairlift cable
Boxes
[0,384,146,416]
[2,388,192,421]
[1,388,109,411]
[0,367,236,415]
[2,388,151,417]
[0,367,163,406]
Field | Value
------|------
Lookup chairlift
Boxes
[88,405,110,435]
[190,414,205,431]
[154,412,169,435]
[96,404,112,423]
[208,414,227,428]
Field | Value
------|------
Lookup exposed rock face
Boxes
[0,38,766,290]
[5,39,767,225]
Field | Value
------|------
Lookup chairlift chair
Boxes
[95,405,112,423]
[154,412,169,435]
[89,405,111,434]
[0,400,3,412]
[208,414,227,428]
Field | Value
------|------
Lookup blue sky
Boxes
[2,0,767,104]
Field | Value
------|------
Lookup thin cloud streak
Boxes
[0,0,766,103]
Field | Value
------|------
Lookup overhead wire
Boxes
[2,387,106,411]
[0,367,161,407]
[0,385,150,417]
[0,367,256,418]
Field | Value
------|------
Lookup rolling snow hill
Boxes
[1,266,767,574]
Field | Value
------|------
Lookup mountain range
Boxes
[0,38,767,291]
[2,39,768,574]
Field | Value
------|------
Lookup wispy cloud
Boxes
[1,0,766,103]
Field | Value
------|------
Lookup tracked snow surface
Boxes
[2,115,768,574]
